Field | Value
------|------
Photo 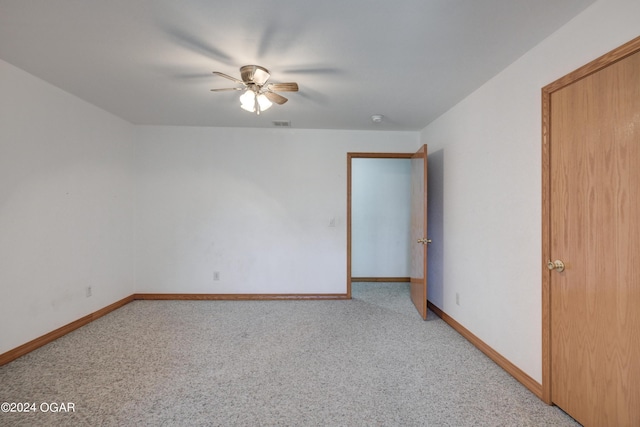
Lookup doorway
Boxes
[347,153,413,298]
[347,147,429,319]
[351,157,412,279]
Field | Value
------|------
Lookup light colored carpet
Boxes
[0,283,578,426]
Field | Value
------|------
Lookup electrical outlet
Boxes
[86,286,92,298]
[456,292,460,306]
[213,271,220,281]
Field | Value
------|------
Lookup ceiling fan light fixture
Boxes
[214,65,299,115]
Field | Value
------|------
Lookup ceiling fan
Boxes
[211,65,299,115]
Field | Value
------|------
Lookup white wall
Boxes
[134,127,418,294]
[421,0,640,383]
[351,158,411,277]
[0,60,135,354]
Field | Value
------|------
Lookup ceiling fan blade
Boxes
[267,82,299,92]
[240,65,270,85]
[212,71,244,85]
[264,91,288,105]
[210,87,244,92]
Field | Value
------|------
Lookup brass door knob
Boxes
[547,259,565,272]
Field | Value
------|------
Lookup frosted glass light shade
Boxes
[257,94,272,111]
[240,90,255,112]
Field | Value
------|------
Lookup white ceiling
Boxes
[0,0,595,131]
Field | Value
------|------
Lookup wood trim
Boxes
[540,35,640,406]
[347,153,352,299]
[346,152,416,159]
[346,152,415,299]
[541,80,553,405]
[427,301,543,399]
[543,36,640,94]
[0,295,134,366]
[351,277,410,282]
[132,293,350,301]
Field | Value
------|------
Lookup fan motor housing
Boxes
[240,65,270,85]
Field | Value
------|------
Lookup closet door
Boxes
[545,40,640,426]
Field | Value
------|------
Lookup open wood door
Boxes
[410,145,429,319]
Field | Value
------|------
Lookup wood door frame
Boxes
[541,35,640,405]
[347,152,414,298]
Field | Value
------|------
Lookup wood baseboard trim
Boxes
[133,293,350,301]
[351,277,410,282]
[0,295,135,367]
[427,301,543,399]
[0,292,351,366]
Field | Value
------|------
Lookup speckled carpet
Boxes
[0,283,578,426]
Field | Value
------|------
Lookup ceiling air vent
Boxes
[272,120,291,128]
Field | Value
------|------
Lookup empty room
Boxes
[1,0,639,425]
